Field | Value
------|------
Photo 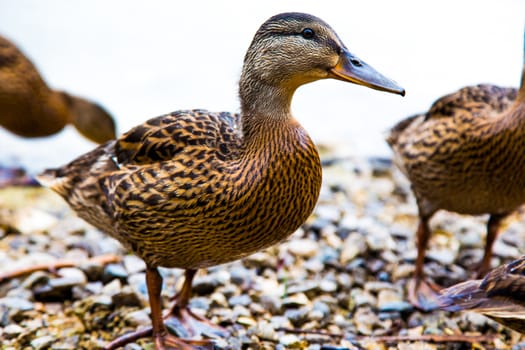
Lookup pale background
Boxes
[0,0,524,172]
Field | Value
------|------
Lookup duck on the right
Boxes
[387,32,525,311]
[437,255,525,334]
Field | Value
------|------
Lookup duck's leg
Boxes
[164,269,230,338]
[105,267,213,350]
[476,213,507,278]
[408,215,441,311]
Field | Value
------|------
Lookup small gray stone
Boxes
[259,294,282,314]
[112,286,142,307]
[124,309,151,327]
[3,323,24,339]
[228,294,252,307]
[229,266,252,286]
[101,278,122,296]
[30,335,55,350]
[288,238,319,258]
[103,263,128,283]
[192,274,222,295]
[123,255,146,275]
[282,293,309,308]
[0,297,34,311]
[319,279,337,293]
[279,334,303,347]
[58,267,87,285]
[284,307,309,327]
[21,271,50,289]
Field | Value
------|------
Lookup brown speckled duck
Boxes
[387,33,525,311]
[37,12,404,349]
[0,35,116,143]
[438,255,525,334]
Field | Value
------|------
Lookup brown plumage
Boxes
[438,255,525,334]
[0,35,116,143]
[387,33,525,311]
[38,12,404,349]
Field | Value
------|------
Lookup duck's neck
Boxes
[239,77,295,123]
[517,63,525,103]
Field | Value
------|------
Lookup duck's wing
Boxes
[425,84,517,120]
[438,256,525,334]
[116,109,241,165]
[38,109,242,225]
[387,84,517,147]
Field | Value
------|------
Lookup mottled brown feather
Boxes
[439,256,525,334]
[0,35,116,143]
[388,81,524,216]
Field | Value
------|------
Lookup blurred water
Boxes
[0,0,524,172]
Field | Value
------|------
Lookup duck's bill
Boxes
[329,49,405,96]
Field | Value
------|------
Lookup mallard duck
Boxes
[37,12,404,349]
[438,255,525,334]
[0,35,116,144]
[387,34,525,311]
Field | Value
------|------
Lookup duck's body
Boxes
[0,35,116,143]
[390,84,524,216]
[48,108,321,269]
[38,12,404,349]
[438,255,525,334]
[387,37,525,310]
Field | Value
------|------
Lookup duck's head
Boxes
[59,92,117,144]
[240,12,404,116]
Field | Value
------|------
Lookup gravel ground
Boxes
[0,151,524,350]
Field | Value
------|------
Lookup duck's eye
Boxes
[301,28,315,39]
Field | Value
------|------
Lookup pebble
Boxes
[284,307,310,327]
[124,309,151,327]
[102,263,128,283]
[123,255,146,275]
[0,297,34,311]
[111,285,142,307]
[259,294,282,314]
[192,273,224,295]
[282,293,310,308]
[340,232,367,264]
[288,238,319,258]
[30,335,55,350]
[229,294,252,307]
[3,324,24,338]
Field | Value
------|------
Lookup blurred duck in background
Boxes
[0,35,115,144]
[387,31,525,311]
[0,35,116,187]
